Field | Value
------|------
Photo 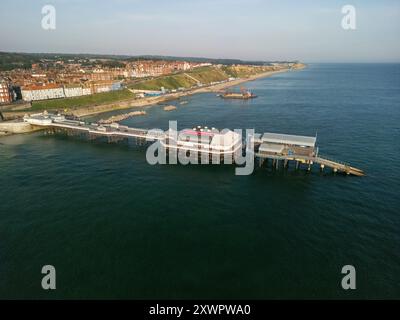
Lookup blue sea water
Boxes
[0,64,399,299]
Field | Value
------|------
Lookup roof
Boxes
[22,84,62,91]
[64,84,83,88]
[181,129,214,137]
[211,131,241,147]
[262,132,316,148]
[259,143,285,153]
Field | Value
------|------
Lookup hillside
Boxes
[129,65,277,91]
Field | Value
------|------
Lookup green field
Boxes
[28,89,134,111]
[130,73,196,91]
[189,66,231,83]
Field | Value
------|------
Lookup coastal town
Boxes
[0,54,303,115]
[0,52,305,136]
[0,58,212,103]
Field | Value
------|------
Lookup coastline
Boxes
[72,66,303,118]
[1,65,305,126]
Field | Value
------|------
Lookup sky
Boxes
[1,0,399,62]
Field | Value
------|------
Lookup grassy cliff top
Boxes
[129,65,279,91]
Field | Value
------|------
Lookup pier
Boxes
[252,133,365,176]
[24,112,365,176]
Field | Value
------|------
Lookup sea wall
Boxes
[0,121,42,135]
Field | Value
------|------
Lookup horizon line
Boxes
[1,50,399,64]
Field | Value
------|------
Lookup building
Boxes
[89,81,122,94]
[129,60,198,78]
[63,84,91,98]
[161,126,242,156]
[21,84,65,101]
[89,80,113,94]
[111,82,122,91]
[20,80,122,101]
[258,132,317,157]
[86,70,113,81]
[0,80,14,104]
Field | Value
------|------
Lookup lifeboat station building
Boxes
[257,132,317,157]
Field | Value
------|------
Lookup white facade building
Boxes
[161,127,242,156]
[63,86,91,98]
[22,85,65,101]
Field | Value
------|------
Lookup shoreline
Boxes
[70,66,302,118]
[1,65,305,126]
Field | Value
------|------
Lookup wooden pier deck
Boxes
[255,152,365,176]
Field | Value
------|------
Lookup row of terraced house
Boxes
[20,81,123,102]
